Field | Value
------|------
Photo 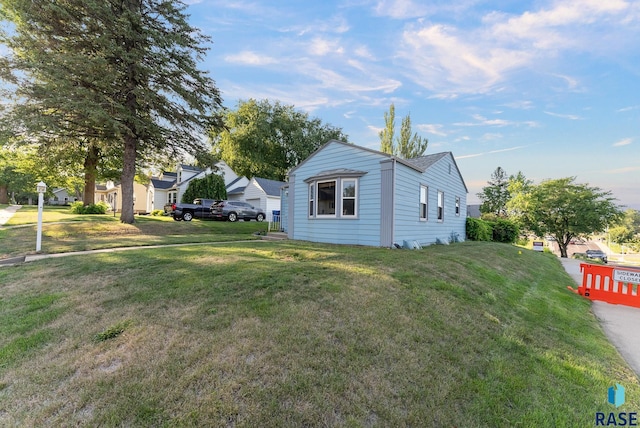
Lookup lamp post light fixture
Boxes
[36,181,47,252]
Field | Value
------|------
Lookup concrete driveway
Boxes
[561,258,640,377]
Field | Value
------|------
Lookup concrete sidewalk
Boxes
[0,204,21,225]
[560,258,640,377]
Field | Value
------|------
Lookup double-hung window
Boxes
[308,184,315,216]
[420,185,428,221]
[437,190,444,221]
[342,179,356,216]
[455,197,461,216]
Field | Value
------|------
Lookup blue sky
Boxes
[185,0,640,209]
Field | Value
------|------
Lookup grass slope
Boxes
[0,241,637,426]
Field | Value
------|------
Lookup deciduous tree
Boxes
[210,99,347,181]
[517,177,622,258]
[181,174,226,203]
[378,104,428,158]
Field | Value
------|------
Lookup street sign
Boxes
[614,269,640,285]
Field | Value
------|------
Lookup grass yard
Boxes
[0,237,638,426]
[0,205,265,259]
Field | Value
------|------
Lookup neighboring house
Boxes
[48,188,78,205]
[467,204,482,218]
[244,177,286,221]
[169,160,249,204]
[102,180,151,214]
[282,140,468,247]
[93,160,284,215]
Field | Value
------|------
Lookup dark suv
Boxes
[586,249,608,263]
[211,200,265,222]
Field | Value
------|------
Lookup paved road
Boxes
[561,258,640,377]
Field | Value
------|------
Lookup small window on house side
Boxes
[342,179,356,216]
[420,185,428,220]
[437,190,444,221]
[308,184,315,217]
[455,197,460,216]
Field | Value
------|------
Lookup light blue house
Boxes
[281,140,468,247]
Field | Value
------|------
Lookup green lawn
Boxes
[0,205,265,258]
[0,235,637,426]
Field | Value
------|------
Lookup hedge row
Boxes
[466,217,519,243]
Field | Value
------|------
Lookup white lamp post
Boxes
[36,181,46,252]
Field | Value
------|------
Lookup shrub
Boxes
[466,217,492,241]
[489,218,520,243]
[69,201,109,215]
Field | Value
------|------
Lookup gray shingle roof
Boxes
[227,186,246,195]
[151,178,175,190]
[254,177,287,197]
[405,152,449,170]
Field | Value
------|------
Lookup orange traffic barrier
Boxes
[576,263,640,308]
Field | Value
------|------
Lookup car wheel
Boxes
[256,213,265,222]
[182,212,194,221]
[228,212,237,222]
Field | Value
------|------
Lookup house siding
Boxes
[290,142,385,246]
[393,154,467,246]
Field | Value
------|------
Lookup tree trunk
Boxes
[0,184,8,204]
[559,243,569,258]
[119,136,136,224]
[83,144,99,205]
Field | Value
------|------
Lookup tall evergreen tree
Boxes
[478,167,510,217]
[0,0,223,223]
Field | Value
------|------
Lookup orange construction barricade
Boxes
[575,263,640,308]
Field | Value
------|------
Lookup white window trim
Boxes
[455,196,461,217]
[316,180,337,217]
[341,179,357,218]
[419,184,428,221]
[308,183,315,218]
[437,190,444,222]
[306,177,360,220]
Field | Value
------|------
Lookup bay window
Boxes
[306,170,364,219]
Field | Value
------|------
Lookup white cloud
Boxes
[605,166,640,174]
[374,0,429,19]
[397,0,634,94]
[453,114,538,128]
[503,100,534,110]
[544,111,583,120]
[457,145,526,159]
[417,123,447,136]
[613,138,633,147]
[308,37,345,56]
[224,51,277,65]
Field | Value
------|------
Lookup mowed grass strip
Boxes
[0,205,265,258]
[0,240,637,426]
